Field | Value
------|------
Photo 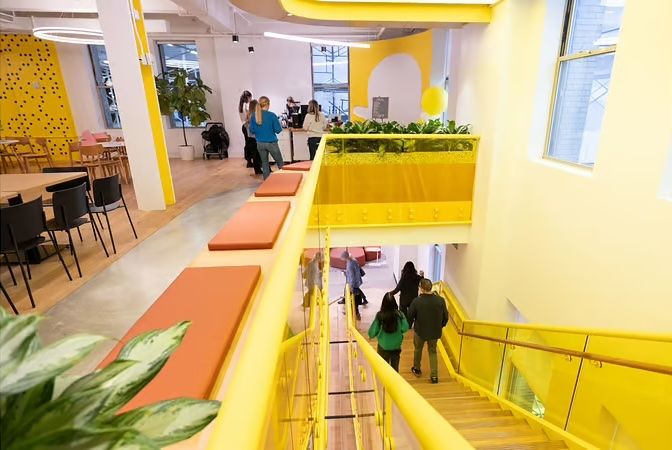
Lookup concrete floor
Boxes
[40,186,255,373]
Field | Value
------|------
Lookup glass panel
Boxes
[459,323,508,392]
[568,336,672,449]
[157,42,205,128]
[311,45,349,120]
[88,45,121,129]
[548,52,615,166]
[499,329,584,428]
[566,0,626,54]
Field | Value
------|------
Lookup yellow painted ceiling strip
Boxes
[280,0,491,23]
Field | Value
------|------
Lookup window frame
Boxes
[544,0,620,168]
[156,41,205,129]
[88,45,122,129]
[310,45,350,119]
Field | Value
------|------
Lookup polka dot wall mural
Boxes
[0,33,77,160]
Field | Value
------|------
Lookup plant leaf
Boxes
[0,334,105,395]
[0,315,42,369]
[60,360,138,398]
[0,380,54,448]
[105,398,220,446]
[8,427,159,450]
[119,321,189,361]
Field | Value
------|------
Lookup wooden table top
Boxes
[101,141,126,148]
[0,172,87,203]
[0,139,19,145]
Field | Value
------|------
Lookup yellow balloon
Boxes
[421,86,448,117]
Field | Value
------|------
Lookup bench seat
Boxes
[254,173,303,197]
[208,201,290,250]
[282,161,312,171]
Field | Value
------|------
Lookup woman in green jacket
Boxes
[368,293,409,372]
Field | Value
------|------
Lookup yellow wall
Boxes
[349,31,433,122]
[0,34,77,160]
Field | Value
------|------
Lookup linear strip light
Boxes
[318,0,496,3]
[263,32,370,49]
[33,27,104,45]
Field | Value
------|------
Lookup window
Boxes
[311,45,349,121]
[546,0,626,167]
[156,42,205,128]
[89,45,121,129]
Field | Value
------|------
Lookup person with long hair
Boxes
[245,99,262,175]
[389,261,422,319]
[368,293,409,372]
[238,90,254,168]
[302,99,329,160]
[249,96,284,179]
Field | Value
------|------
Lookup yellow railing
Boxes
[435,282,672,450]
[205,140,326,449]
[344,285,474,450]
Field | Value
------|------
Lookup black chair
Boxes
[47,183,108,278]
[0,196,73,310]
[1,282,17,315]
[90,174,137,254]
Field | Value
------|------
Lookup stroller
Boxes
[201,122,230,160]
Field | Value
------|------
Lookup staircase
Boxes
[399,331,569,449]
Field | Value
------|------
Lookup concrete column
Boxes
[96,0,175,210]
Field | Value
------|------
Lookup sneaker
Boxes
[337,299,345,304]
[362,299,369,305]
[411,367,422,377]
[430,376,439,384]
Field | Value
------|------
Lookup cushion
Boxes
[329,247,366,270]
[283,161,312,171]
[365,247,381,261]
[255,173,303,197]
[208,201,290,250]
[81,129,96,145]
[98,266,261,411]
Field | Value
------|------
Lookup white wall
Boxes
[443,0,672,332]
[214,37,313,157]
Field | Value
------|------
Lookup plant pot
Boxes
[179,145,195,161]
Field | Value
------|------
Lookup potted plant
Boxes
[155,68,212,161]
[0,309,220,448]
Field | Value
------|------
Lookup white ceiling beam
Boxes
[169,0,234,32]
[0,0,181,14]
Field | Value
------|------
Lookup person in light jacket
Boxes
[249,96,284,179]
[302,100,329,160]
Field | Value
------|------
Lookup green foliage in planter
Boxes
[155,68,212,147]
[326,119,475,155]
[0,309,220,449]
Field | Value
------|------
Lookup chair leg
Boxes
[66,229,82,278]
[102,208,116,254]
[0,282,19,315]
[121,196,138,239]
[96,212,105,230]
[49,231,72,282]
[3,254,17,286]
[76,226,83,242]
[89,213,109,258]
[25,254,31,280]
[15,250,35,308]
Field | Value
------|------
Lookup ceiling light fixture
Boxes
[232,34,239,43]
[32,27,104,45]
[248,46,255,54]
[263,32,370,49]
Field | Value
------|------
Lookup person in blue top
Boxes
[368,293,409,372]
[341,251,364,320]
[249,96,284,179]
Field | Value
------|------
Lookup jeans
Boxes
[307,136,321,160]
[256,141,284,180]
[413,334,438,378]
[377,346,401,372]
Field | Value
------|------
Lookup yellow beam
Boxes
[280,0,491,23]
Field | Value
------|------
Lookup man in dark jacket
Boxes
[407,278,449,384]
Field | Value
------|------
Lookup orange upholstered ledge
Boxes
[208,201,290,250]
[283,160,312,171]
[255,173,303,197]
[99,265,261,411]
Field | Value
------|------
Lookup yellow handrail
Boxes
[312,229,330,450]
[344,286,474,450]
[206,140,325,450]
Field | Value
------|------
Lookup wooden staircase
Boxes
[399,332,568,449]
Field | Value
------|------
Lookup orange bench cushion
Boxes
[255,173,303,197]
[208,201,290,250]
[99,266,261,411]
[283,161,312,171]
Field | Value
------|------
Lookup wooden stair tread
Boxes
[460,424,546,439]
[469,432,552,446]
[440,409,512,419]
[474,440,568,450]
[450,416,526,429]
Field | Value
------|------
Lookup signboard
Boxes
[371,97,389,120]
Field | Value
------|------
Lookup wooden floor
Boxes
[0,157,262,315]
[398,332,569,449]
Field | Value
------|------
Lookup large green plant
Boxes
[0,309,220,449]
[330,119,472,135]
[155,68,212,147]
